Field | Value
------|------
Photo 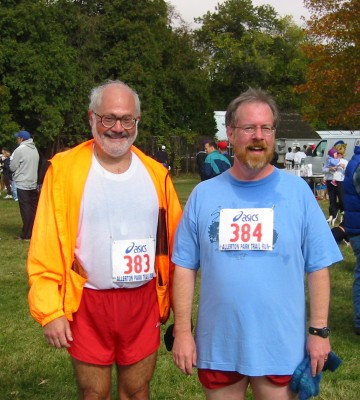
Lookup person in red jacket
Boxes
[27,80,182,399]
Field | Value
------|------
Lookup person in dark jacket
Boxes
[1,147,13,198]
[155,145,169,169]
[217,141,233,165]
[196,148,207,178]
[201,141,231,181]
[343,140,360,335]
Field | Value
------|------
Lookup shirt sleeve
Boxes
[172,189,200,270]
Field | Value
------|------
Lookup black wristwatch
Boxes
[308,326,331,338]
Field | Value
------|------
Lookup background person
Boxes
[306,144,315,156]
[270,149,279,167]
[293,146,307,166]
[171,88,342,400]
[324,148,341,187]
[27,80,182,399]
[217,141,233,165]
[284,146,294,168]
[343,141,360,336]
[196,146,207,179]
[332,149,348,224]
[155,145,169,169]
[201,140,231,181]
[11,179,18,201]
[9,130,39,240]
[1,147,13,199]
[323,148,346,226]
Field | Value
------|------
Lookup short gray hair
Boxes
[89,80,141,116]
[225,88,279,128]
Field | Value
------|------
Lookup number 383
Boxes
[123,254,151,274]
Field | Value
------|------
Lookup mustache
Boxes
[247,140,268,150]
[103,130,129,139]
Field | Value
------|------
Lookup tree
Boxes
[159,27,216,138]
[193,0,308,111]
[0,0,91,155]
[91,0,215,148]
[0,0,215,157]
[297,0,360,129]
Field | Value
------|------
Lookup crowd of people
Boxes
[2,81,359,399]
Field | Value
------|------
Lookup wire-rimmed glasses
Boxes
[232,125,275,136]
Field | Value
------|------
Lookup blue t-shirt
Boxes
[172,168,342,376]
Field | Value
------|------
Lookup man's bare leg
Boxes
[250,377,297,400]
[72,358,112,400]
[116,351,157,400]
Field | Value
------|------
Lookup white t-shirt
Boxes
[75,151,159,289]
[333,157,348,181]
[294,151,307,165]
[285,151,294,162]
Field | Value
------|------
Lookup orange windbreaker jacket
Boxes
[27,140,182,326]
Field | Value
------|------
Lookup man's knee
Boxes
[78,388,111,400]
[250,376,296,400]
[117,352,157,399]
[72,358,112,400]
[118,374,151,400]
[119,382,150,400]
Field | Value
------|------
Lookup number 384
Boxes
[230,223,263,242]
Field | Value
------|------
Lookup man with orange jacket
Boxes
[27,80,182,399]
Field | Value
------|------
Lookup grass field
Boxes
[0,176,359,399]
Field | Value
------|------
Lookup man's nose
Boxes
[111,119,125,132]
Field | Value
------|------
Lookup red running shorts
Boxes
[198,369,292,389]
[68,279,160,365]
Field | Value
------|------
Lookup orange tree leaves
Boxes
[297,0,359,128]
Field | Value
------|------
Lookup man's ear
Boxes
[88,111,94,126]
[226,126,234,145]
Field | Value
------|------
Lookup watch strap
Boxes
[308,326,330,338]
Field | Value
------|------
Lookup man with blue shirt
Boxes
[171,88,342,399]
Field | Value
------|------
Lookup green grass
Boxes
[0,180,359,399]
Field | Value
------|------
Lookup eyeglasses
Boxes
[94,112,138,129]
[232,125,275,136]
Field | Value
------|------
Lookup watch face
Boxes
[322,328,330,338]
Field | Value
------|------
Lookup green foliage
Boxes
[0,0,91,154]
[0,85,20,149]
[0,0,314,157]
[193,0,308,111]
[0,0,215,156]
[2,0,339,159]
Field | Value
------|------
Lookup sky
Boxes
[169,0,310,27]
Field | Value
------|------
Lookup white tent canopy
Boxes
[215,111,227,140]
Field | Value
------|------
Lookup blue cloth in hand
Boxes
[290,351,342,400]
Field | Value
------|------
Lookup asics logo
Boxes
[125,242,147,254]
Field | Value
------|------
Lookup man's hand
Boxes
[306,334,331,377]
[172,331,197,375]
[43,316,73,349]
